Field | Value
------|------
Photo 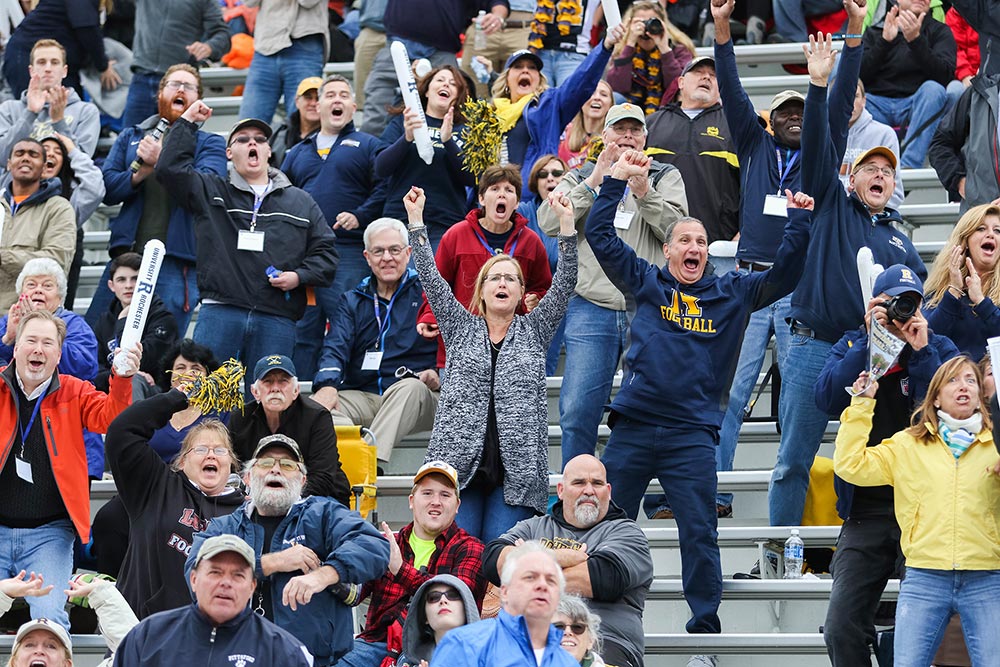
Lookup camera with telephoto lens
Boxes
[882,294,919,323]
[643,17,664,36]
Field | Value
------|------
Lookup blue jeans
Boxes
[558,295,628,469]
[771,0,844,42]
[716,292,792,506]
[770,334,833,526]
[603,415,722,634]
[293,244,370,382]
[456,483,536,544]
[894,568,1000,667]
[333,638,388,667]
[0,520,75,629]
[85,257,199,335]
[865,80,949,169]
[545,316,566,377]
[239,35,325,125]
[121,71,163,128]
[536,49,586,87]
[193,303,297,394]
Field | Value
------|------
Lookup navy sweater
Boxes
[585,177,811,429]
[280,121,385,246]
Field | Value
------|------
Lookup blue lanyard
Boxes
[775,149,800,191]
[250,182,271,230]
[17,387,46,455]
[473,225,519,257]
[619,185,631,209]
[372,287,402,350]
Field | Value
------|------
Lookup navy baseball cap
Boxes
[504,49,543,72]
[873,264,923,297]
[253,354,296,382]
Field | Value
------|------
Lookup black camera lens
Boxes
[885,294,919,322]
[643,18,664,36]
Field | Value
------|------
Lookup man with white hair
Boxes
[483,454,653,667]
[228,354,350,505]
[187,434,389,667]
[432,540,577,667]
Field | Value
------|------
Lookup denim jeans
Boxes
[895,568,1000,667]
[772,0,845,42]
[333,638,388,667]
[716,292,791,506]
[824,516,904,667]
[455,483,536,544]
[545,316,566,376]
[770,334,833,525]
[121,71,163,128]
[292,244,370,382]
[0,519,75,629]
[193,303,297,394]
[865,80,949,169]
[603,415,722,634]
[86,257,199,336]
[558,295,628,469]
[536,49,586,87]
[239,35,325,125]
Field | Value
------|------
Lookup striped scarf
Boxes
[937,410,981,459]
[528,0,584,51]
[627,47,663,115]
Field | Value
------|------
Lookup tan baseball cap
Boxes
[414,460,460,495]
[195,534,256,568]
[851,145,898,174]
[14,618,72,654]
[604,103,646,131]
[769,90,805,115]
[296,76,323,97]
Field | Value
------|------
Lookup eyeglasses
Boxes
[231,135,268,145]
[537,169,565,179]
[485,273,520,284]
[426,589,463,603]
[609,124,645,137]
[856,164,895,178]
[253,457,301,472]
[191,446,230,457]
[554,622,588,635]
[164,80,198,93]
[369,245,405,258]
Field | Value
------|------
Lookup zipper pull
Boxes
[210,627,217,644]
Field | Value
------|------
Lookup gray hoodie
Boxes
[0,89,100,160]
[399,574,481,667]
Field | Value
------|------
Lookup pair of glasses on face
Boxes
[369,245,405,258]
[426,589,462,603]
[231,135,268,145]
[484,273,520,284]
[554,622,588,635]
[164,81,198,93]
[253,457,301,472]
[537,169,565,179]
[191,446,230,457]
[856,164,895,178]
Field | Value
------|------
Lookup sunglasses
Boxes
[426,589,462,603]
[537,169,565,179]
[554,622,588,635]
[231,134,268,145]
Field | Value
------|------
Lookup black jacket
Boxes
[156,118,339,320]
[860,16,956,97]
[228,394,351,505]
[93,294,178,393]
[106,390,245,619]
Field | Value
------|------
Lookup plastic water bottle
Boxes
[474,11,488,50]
[783,528,804,579]
[470,57,490,83]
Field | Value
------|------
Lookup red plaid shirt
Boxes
[358,521,487,643]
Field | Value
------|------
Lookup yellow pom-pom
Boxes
[187,359,246,414]
[460,99,504,183]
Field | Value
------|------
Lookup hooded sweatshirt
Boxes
[0,88,100,160]
[400,574,481,667]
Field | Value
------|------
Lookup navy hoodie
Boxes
[585,177,811,429]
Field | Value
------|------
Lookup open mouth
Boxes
[494,201,507,217]
[787,124,801,133]
[980,240,996,254]
[683,258,700,271]
[27,359,45,372]
[202,463,219,474]
[331,106,344,119]
[869,184,884,195]
[517,74,533,89]
[265,477,286,489]
[30,661,47,667]
[171,94,187,110]
[247,146,260,166]
[437,89,452,100]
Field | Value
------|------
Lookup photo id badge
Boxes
[763,194,789,218]
[238,230,266,252]
[362,350,384,371]
[613,210,635,230]
[15,457,33,484]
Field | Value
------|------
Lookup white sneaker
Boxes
[686,656,718,667]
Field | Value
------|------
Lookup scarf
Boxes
[528,0,585,50]
[493,95,535,133]
[937,409,981,459]
[627,47,664,115]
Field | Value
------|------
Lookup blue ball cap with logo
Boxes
[253,354,296,383]
[873,264,924,297]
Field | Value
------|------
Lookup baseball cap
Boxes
[253,433,304,461]
[851,145,898,174]
[227,118,273,146]
[195,534,256,568]
[296,76,323,97]
[604,103,646,131]
[413,460,460,495]
[681,56,715,76]
[873,264,923,298]
[769,90,805,115]
[14,618,72,654]
[253,354,296,383]
[504,49,544,72]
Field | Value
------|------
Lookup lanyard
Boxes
[372,287,402,351]
[250,182,271,231]
[473,225,519,257]
[618,185,631,211]
[775,149,800,192]
[17,388,46,457]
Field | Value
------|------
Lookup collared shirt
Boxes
[15,373,52,401]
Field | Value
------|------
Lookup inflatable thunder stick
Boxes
[601,0,622,30]
[390,40,435,165]
[113,239,164,375]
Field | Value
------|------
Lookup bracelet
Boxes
[582,182,598,200]
[844,33,863,39]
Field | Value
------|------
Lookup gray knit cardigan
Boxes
[411,224,578,513]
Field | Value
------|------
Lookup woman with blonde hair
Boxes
[924,204,1000,360]
[557,80,614,171]
[834,356,1000,665]
[606,0,697,114]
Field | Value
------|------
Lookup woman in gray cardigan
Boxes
[403,185,578,542]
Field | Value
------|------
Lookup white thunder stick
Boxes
[113,239,165,374]
[601,0,622,30]
[390,40,435,165]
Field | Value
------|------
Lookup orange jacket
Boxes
[0,364,132,541]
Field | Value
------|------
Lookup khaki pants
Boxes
[353,27,386,107]
[460,11,533,98]
[330,378,438,462]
